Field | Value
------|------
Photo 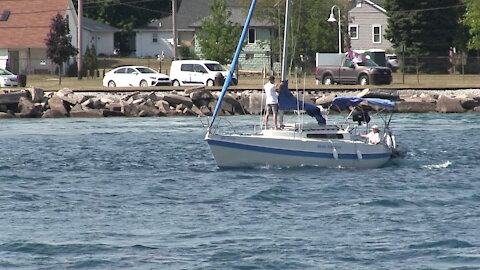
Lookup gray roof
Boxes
[83,17,119,32]
[135,0,272,32]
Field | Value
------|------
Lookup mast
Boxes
[208,0,257,130]
[77,0,83,79]
[172,0,177,59]
[281,0,291,81]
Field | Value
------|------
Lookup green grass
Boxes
[14,57,480,90]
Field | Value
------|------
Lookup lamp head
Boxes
[327,13,337,23]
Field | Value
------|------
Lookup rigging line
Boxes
[387,4,465,14]
[117,2,169,14]
[288,0,301,76]
[83,0,165,8]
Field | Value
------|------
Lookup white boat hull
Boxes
[206,133,392,168]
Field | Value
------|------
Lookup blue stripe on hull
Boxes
[206,139,391,160]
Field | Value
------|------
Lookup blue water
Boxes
[1,114,479,270]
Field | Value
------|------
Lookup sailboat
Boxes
[205,0,405,168]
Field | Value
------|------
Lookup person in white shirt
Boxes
[358,125,381,144]
[263,75,280,130]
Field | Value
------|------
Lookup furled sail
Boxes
[278,80,326,124]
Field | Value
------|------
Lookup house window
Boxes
[372,25,381,43]
[356,0,362,7]
[349,25,358,39]
[152,33,158,43]
[246,53,254,60]
[248,28,256,44]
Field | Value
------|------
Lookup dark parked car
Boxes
[315,54,392,86]
[386,54,399,72]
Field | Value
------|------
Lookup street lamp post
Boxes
[327,5,342,54]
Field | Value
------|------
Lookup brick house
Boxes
[0,0,118,75]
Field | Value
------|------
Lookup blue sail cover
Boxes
[278,80,326,124]
[332,96,395,109]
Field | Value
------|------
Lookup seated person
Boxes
[358,125,381,144]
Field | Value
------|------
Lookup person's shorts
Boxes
[266,104,278,115]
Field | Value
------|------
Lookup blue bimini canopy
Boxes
[278,80,326,124]
[332,96,396,109]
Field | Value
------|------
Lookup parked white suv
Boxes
[169,60,237,87]
[103,66,171,87]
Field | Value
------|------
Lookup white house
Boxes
[348,0,393,51]
[134,0,275,71]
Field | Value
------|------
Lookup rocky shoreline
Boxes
[1,87,479,119]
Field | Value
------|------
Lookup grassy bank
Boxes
[10,57,480,90]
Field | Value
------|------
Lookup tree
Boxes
[463,0,480,50]
[45,14,78,85]
[384,0,464,73]
[238,0,344,72]
[83,45,99,78]
[196,0,242,64]
[74,0,171,55]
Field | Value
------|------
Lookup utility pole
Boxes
[77,0,83,79]
[172,0,177,59]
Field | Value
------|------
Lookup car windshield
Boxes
[0,68,13,75]
[136,67,157,74]
[205,63,226,72]
[357,59,378,67]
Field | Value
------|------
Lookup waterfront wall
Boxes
[0,87,480,119]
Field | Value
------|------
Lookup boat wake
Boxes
[422,160,452,170]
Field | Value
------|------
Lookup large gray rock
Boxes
[17,97,40,118]
[42,109,68,118]
[56,88,78,105]
[460,98,479,110]
[200,105,211,116]
[248,93,263,115]
[155,100,171,115]
[105,102,123,112]
[70,109,104,118]
[436,95,466,113]
[185,85,205,94]
[316,93,337,106]
[122,103,140,117]
[138,104,160,117]
[103,110,125,117]
[357,88,400,100]
[238,94,251,114]
[223,94,244,114]
[27,87,44,103]
[190,89,214,107]
[395,101,436,113]
[163,94,193,108]
[0,112,15,118]
[0,90,29,105]
[48,96,69,115]
[82,97,103,109]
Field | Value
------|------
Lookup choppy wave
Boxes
[421,160,453,169]
[409,239,474,249]
[1,115,480,269]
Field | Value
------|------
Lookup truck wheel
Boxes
[322,75,334,85]
[359,75,369,85]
